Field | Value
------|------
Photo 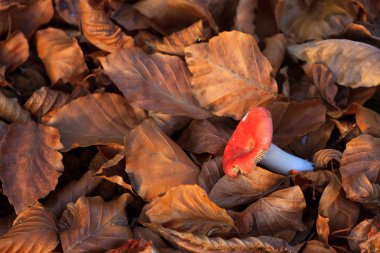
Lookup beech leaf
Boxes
[355,105,380,137]
[0,91,32,123]
[233,0,258,36]
[0,204,59,253]
[185,31,277,119]
[197,156,223,193]
[59,194,133,252]
[0,122,63,213]
[0,31,29,72]
[101,47,211,119]
[141,184,233,236]
[124,120,199,201]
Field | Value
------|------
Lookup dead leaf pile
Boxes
[0,0,379,252]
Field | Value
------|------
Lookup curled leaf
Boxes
[79,0,134,52]
[233,0,258,36]
[0,31,29,72]
[142,184,233,236]
[60,194,133,252]
[0,91,31,123]
[36,28,88,84]
[0,122,63,213]
[289,39,380,88]
[302,240,337,253]
[355,105,380,137]
[197,156,223,193]
[0,204,59,253]
[348,216,380,252]
[124,120,199,201]
[312,149,342,169]
[55,0,80,26]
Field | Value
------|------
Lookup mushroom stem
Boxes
[259,143,314,175]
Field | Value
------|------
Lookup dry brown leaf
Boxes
[36,28,88,84]
[268,99,326,147]
[133,0,218,34]
[106,239,156,253]
[23,87,72,120]
[147,20,211,56]
[0,203,59,253]
[209,167,286,209]
[312,149,342,169]
[141,184,233,235]
[133,226,176,251]
[146,224,298,253]
[101,47,211,119]
[60,194,133,252]
[360,231,380,253]
[355,105,380,137]
[0,119,6,139]
[262,33,287,75]
[238,186,306,239]
[185,31,277,119]
[317,215,330,244]
[124,120,199,201]
[275,0,358,42]
[149,113,191,136]
[45,92,146,151]
[0,91,31,123]
[289,39,380,88]
[177,119,229,156]
[348,216,380,252]
[233,0,258,36]
[340,134,380,212]
[55,0,80,26]
[79,0,134,53]
[197,156,223,193]
[111,2,153,32]
[0,214,15,237]
[0,0,53,38]
[302,240,337,253]
[44,170,103,217]
[0,122,63,213]
[0,32,29,72]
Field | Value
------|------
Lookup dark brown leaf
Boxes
[0,122,63,213]
[55,0,80,26]
[312,149,342,170]
[185,31,277,119]
[302,240,337,253]
[197,156,223,193]
[233,0,258,36]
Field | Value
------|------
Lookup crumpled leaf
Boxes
[79,0,134,52]
[0,122,63,213]
[147,20,211,56]
[348,215,380,252]
[177,119,229,156]
[146,224,298,253]
[313,149,342,169]
[268,99,326,147]
[360,231,380,253]
[0,31,29,72]
[262,33,287,75]
[302,240,337,253]
[0,203,59,253]
[106,239,156,253]
[133,0,218,34]
[141,184,233,236]
[355,104,380,137]
[275,0,358,42]
[55,0,80,26]
[233,0,258,36]
[44,170,103,217]
[59,194,133,252]
[0,91,31,123]
[124,120,199,201]
[288,39,380,88]
[185,31,277,119]
[101,47,211,119]
[197,156,223,193]
[36,27,88,84]
[45,92,146,151]
[232,186,306,239]
[340,134,380,212]
[209,167,286,209]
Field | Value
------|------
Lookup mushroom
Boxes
[223,106,314,176]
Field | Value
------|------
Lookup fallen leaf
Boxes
[149,113,191,136]
[233,0,258,36]
[146,224,298,253]
[111,2,153,32]
[262,33,287,75]
[44,170,103,217]
[360,231,380,253]
[185,31,277,119]
[355,104,380,137]
[45,92,146,151]
[106,239,155,253]
[268,99,326,147]
[101,47,211,119]
[0,214,15,237]
[302,240,337,253]
[177,119,229,156]
[124,120,199,201]
[147,20,211,56]
[0,122,63,213]
[141,184,233,236]
[133,226,175,251]
[316,215,330,244]
[79,0,134,52]
[0,91,32,123]
[348,216,380,252]
[312,149,342,170]
[60,194,133,252]
[0,32,29,72]
[55,0,80,26]
[209,167,286,209]
[36,27,88,84]
[0,203,59,253]
[288,39,380,88]
[197,156,223,193]
[340,134,380,212]
[275,0,358,42]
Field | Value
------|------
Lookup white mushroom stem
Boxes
[259,143,314,175]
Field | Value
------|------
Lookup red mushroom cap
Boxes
[222,106,273,177]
